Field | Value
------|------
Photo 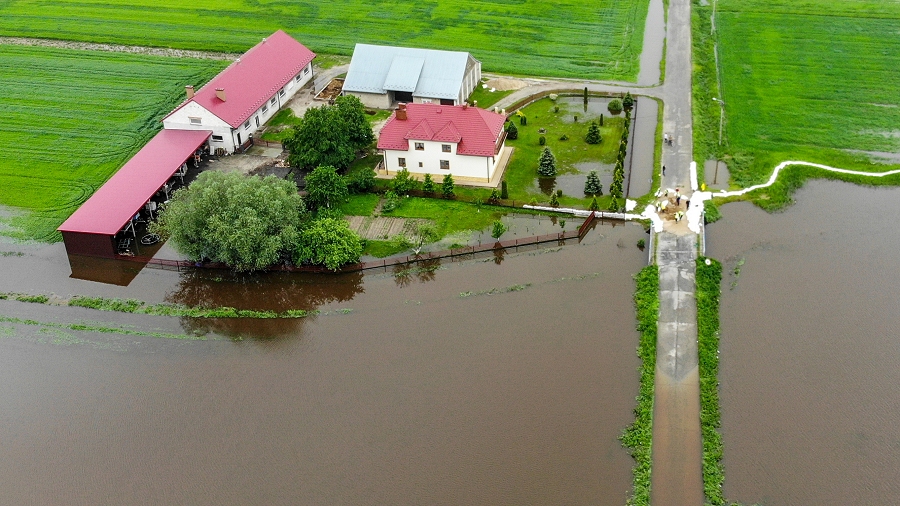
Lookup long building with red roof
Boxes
[377,103,508,182]
[60,31,315,261]
[164,30,315,154]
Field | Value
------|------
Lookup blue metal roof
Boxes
[343,44,473,100]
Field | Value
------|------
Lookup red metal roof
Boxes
[58,129,211,236]
[378,103,506,156]
[165,30,315,128]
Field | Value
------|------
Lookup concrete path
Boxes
[651,1,704,504]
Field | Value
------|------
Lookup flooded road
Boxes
[0,222,648,504]
[706,181,900,505]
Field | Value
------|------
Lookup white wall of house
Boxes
[346,90,392,109]
[164,63,314,153]
[382,138,503,182]
[163,102,236,152]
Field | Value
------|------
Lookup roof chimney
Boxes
[185,85,195,99]
[396,103,407,121]
[215,88,226,102]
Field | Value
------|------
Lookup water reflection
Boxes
[392,258,441,288]
[167,269,364,339]
[538,176,556,195]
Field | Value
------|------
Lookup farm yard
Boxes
[0,45,225,241]
[710,0,900,201]
[0,0,650,80]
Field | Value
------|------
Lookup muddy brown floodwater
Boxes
[706,180,900,505]
[0,222,648,504]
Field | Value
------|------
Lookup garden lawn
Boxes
[0,0,649,80]
[0,45,225,241]
[712,0,900,205]
[504,97,625,208]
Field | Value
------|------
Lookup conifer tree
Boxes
[538,147,557,177]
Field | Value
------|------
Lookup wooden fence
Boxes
[122,214,597,275]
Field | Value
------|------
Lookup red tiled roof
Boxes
[378,103,506,157]
[58,129,212,236]
[165,30,315,128]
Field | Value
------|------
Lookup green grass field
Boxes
[0,45,225,240]
[709,0,900,205]
[0,0,649,80]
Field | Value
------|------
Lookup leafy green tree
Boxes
[411,221,439,255]
[441,173,455,198]
[333,95,374,149]
[347,168,375,194]
[392,168,417,194]
[285,96,374,170]
[488,188,501,203]
[491,220,507,240]
[381,190,401,213]
[153,171,304,272]
[589,196,600,211]
[584,170,602,195]
[549,192,560,207]
[538,147,556,177]
[293,217,363,271]
[422,173,436,194]
[506,121,518,140]
[305,165,348,210]
[622,92,635,110]
[500,180,509,199]
[608,98,623,114]
[586,121,602,144]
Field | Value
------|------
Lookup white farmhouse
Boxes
[377,103,507,183]
[163,30,315,154]
[342,44,481,109]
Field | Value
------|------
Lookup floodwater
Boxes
[637,0,666,86]
[626,98,658,197]
[706,181,900,505]
[0,221,649,504]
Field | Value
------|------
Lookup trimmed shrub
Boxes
[500,180,509,200]
[586,121,602,144]
[608,98,623,114]
[539,135,546,146]
[441,173,455,198]
[506,121,518,140]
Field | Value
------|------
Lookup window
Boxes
[262,104,268,114]
[440,160,450,170]
[295,73,303,82]
[279,88,286,97]
[398,157,406,167]
[189,117,202,125]
[442,144,451,153]
[271,97,277,106]
[418,162,423,167]
[421,99,432,104]
[303,66,309,75]
[211,135,224,142]
[244,120,251,130]
[415,142,424,151]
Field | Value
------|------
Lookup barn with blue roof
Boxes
[342,44,481,109]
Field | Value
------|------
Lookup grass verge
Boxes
[696,257,725,504]
[621,264,659,505]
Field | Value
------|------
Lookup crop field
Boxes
[0,45,225,241]
[0,0,649,80]
[714,0,900,189]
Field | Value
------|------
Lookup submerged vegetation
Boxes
[621,265,659,505]
[1,292,337,319]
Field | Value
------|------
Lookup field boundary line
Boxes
[0,37,239,60]
[715,161,900,198]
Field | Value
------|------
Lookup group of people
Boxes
[663,132,674,146]
[654,186,691,223]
